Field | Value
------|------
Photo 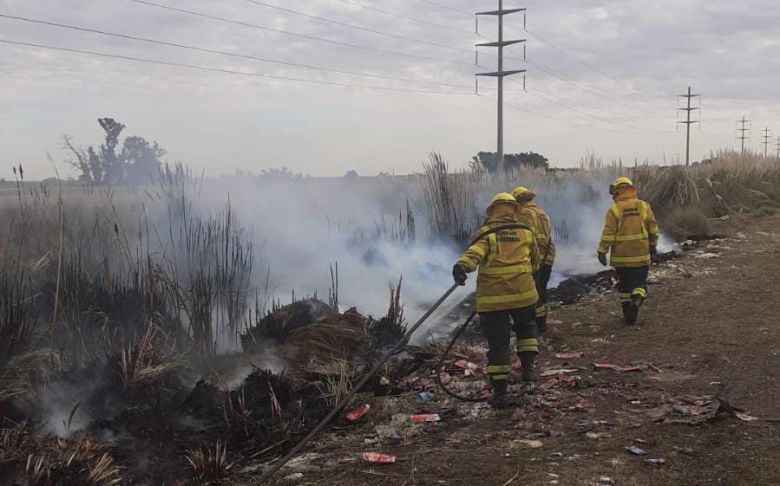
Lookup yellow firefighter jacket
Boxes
[457,203,539,313]
[518,201,556,267]
[597,187,659,267]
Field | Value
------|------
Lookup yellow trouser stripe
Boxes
[491,374,509,381]
[632,288,647,297]
[486,365,512,374]
[535,304,549,317]
[477,289,538,306]
[611,254,651,264]
[517,338,538,353]
[480,264,533,275]
[618,292,631,302]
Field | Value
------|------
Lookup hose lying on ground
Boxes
[434,309,488,402]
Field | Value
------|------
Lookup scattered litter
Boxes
[379,376,391,386]
[676,447,696,457]
[736,411,758,422]
[375,425,401,442]
[625,446,646,456]
[410,414,440,423]
[555,352,584,360]
[756,231,770,236]
[417,391,433,403]
[585,432,600,440]
[346,404,371,422]
[619,366,642,373]
[593,363,620,370]
[646,458,665,466]
[283,472,304,481]
[694,252,719,259]
[454,360,483,376]
[596,476,615,485]
[361,453,396,464]
[439,372,453,385]
[514,439,543,449]
[548,452,564,461]
[540,368,579,377]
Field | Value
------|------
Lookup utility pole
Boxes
[762,126,772,157]
[736,116,750,153]
[677,86,700,166]
[775,137,780,159]
[476,1,526,174]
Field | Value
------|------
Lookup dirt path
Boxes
[241,215,780,486]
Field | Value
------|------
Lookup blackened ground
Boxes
[244,214,780,486]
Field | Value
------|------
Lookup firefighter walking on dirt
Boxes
[597,177,659,325]
[452,193,540,409]
[512,186,555,337]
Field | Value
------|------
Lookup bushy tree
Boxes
[471,151,549,173]
[65,118,166,184]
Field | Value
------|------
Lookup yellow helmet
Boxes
[511,186,536,202]
[609,177,634,195]
[489,192,517,207]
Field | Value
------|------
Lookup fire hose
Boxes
[259,223,536,482]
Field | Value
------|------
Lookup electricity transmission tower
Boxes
[677,86,700,166]
[475,1,526,173]
[736,117,751,153]
[762,126,772,157]
[776,137,780,159]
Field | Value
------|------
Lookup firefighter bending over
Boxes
[597,177,659,325]
[452,193,540,409]
[512,186,556,337]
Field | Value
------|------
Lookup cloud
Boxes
[2,0,780,178]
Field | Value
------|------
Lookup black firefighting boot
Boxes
[622,301,638,326]
[519,352,539,382]
[488,379,508,409]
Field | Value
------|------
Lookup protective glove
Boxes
[452,264,467,285]
[597,252,608,267]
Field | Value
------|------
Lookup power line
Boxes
[126,0,473,67]
[475,1,527,173]
[0,37,473,95]
[0,13,472,89]
[677,86,701,166]
[330,0,474,35]
[523,29,620,84]
[240,0,473,55]
[416,0,473,17]
[762,126,772,157]
[737,116,751,152]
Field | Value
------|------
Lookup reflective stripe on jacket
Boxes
[598,190,659,268]
[457,203,539,312]
[518,202,556,267]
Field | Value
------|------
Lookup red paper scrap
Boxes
[346,404,371,422]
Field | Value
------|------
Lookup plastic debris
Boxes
[596,476,615,485]
[379,376,391,386]
[625,445,646,456]
[375,425,401,442]
[555,352,584,360]
[417,391,433,403]
[646,458,666,466]
[346,404,371,422]
[514,439,543,449]
[283,472,304,481]
[736,411,758,422]
[410,414,440,423]
[585,432,600,440]
[676,447,696,457]
[593,363,620,370]
[361,452,396,464]
[539,368,579,377]
[619,366,642,373]
[548,452,564,461]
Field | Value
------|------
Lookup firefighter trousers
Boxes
[480,306,537,383]
[534,264,552,333]
[615,266,649,304]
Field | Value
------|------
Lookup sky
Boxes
[2,0,780,180]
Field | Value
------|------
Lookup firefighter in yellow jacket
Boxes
[597,177,659,325]
[512,186,556,336]
[453,193,539,408]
